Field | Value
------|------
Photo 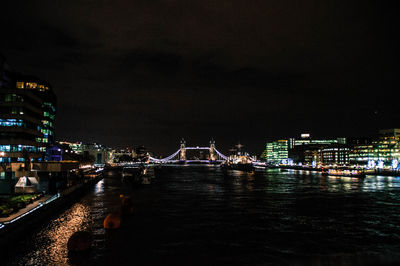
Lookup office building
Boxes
[1,56,56,163]
[266,140,288,164]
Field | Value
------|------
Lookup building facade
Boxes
[320,146,350,165]
[82,143,113,166]
[266,140,288,164]
[1,73,56,163]
[350,129,400,166]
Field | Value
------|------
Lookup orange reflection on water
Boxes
[24,203,92,265]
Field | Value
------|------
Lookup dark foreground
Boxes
[3,166,400,265]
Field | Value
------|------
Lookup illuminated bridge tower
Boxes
[209,139,216,161]
[179,139,186,161]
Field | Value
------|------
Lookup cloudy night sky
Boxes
[1,0,398,155]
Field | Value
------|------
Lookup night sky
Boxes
[1,1,398,155]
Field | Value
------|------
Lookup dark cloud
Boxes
[1,0,399,155]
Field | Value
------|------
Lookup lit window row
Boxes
[0,118,24,127]
[0,145,39,152]
[41,129,53,135]
[16,81,49,91]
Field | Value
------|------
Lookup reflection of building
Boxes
[1,56,57,163]
[266,140,288,164]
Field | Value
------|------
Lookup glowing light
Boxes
[392,159,399,169]
[367,160,376,169]
[377,160,384,169]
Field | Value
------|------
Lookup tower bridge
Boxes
[149,139,228,164]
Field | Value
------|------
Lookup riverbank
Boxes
[0,172,104,251]
[271,165,400,177]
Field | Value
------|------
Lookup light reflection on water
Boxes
[6,168,400,265]
[94,178,105,194]
[22,203,92,265]
[362,175,400,192]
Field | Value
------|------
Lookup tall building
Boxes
[0,56,56,163]
[266,140,288,164]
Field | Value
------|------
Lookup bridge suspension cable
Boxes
[148,145,229,163]
[214,148,228,160]
[148,149,180,162]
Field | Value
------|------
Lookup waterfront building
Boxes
[113,147,136,163]
[320,145,350,165]
[58,141,83,154]
[266,140,288,164]
[1,55,59,193]
[286,134,348,165]
[350,129,400,166]
[82,143,113,166]
[288,133,346,149]
[1,58,56,164]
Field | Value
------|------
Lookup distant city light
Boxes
[392,159,398,169]
[367,160,376,169]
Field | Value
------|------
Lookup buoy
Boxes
[103,212,121,229]
[67,231,92,252]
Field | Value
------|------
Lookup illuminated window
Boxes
[25,82,38,89]
[0,119,24,127]
[16,82,24,89]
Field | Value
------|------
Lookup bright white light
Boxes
[367,160,376,169]
[392,159,398,169]
[377,160,384,169]
[312,161,317,168]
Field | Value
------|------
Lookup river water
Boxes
[4,166,400,265]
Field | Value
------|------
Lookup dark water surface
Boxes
[5,166,400,265]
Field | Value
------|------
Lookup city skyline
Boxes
[1,1,398,155]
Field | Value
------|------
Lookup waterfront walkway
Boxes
[0,195,51,223]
